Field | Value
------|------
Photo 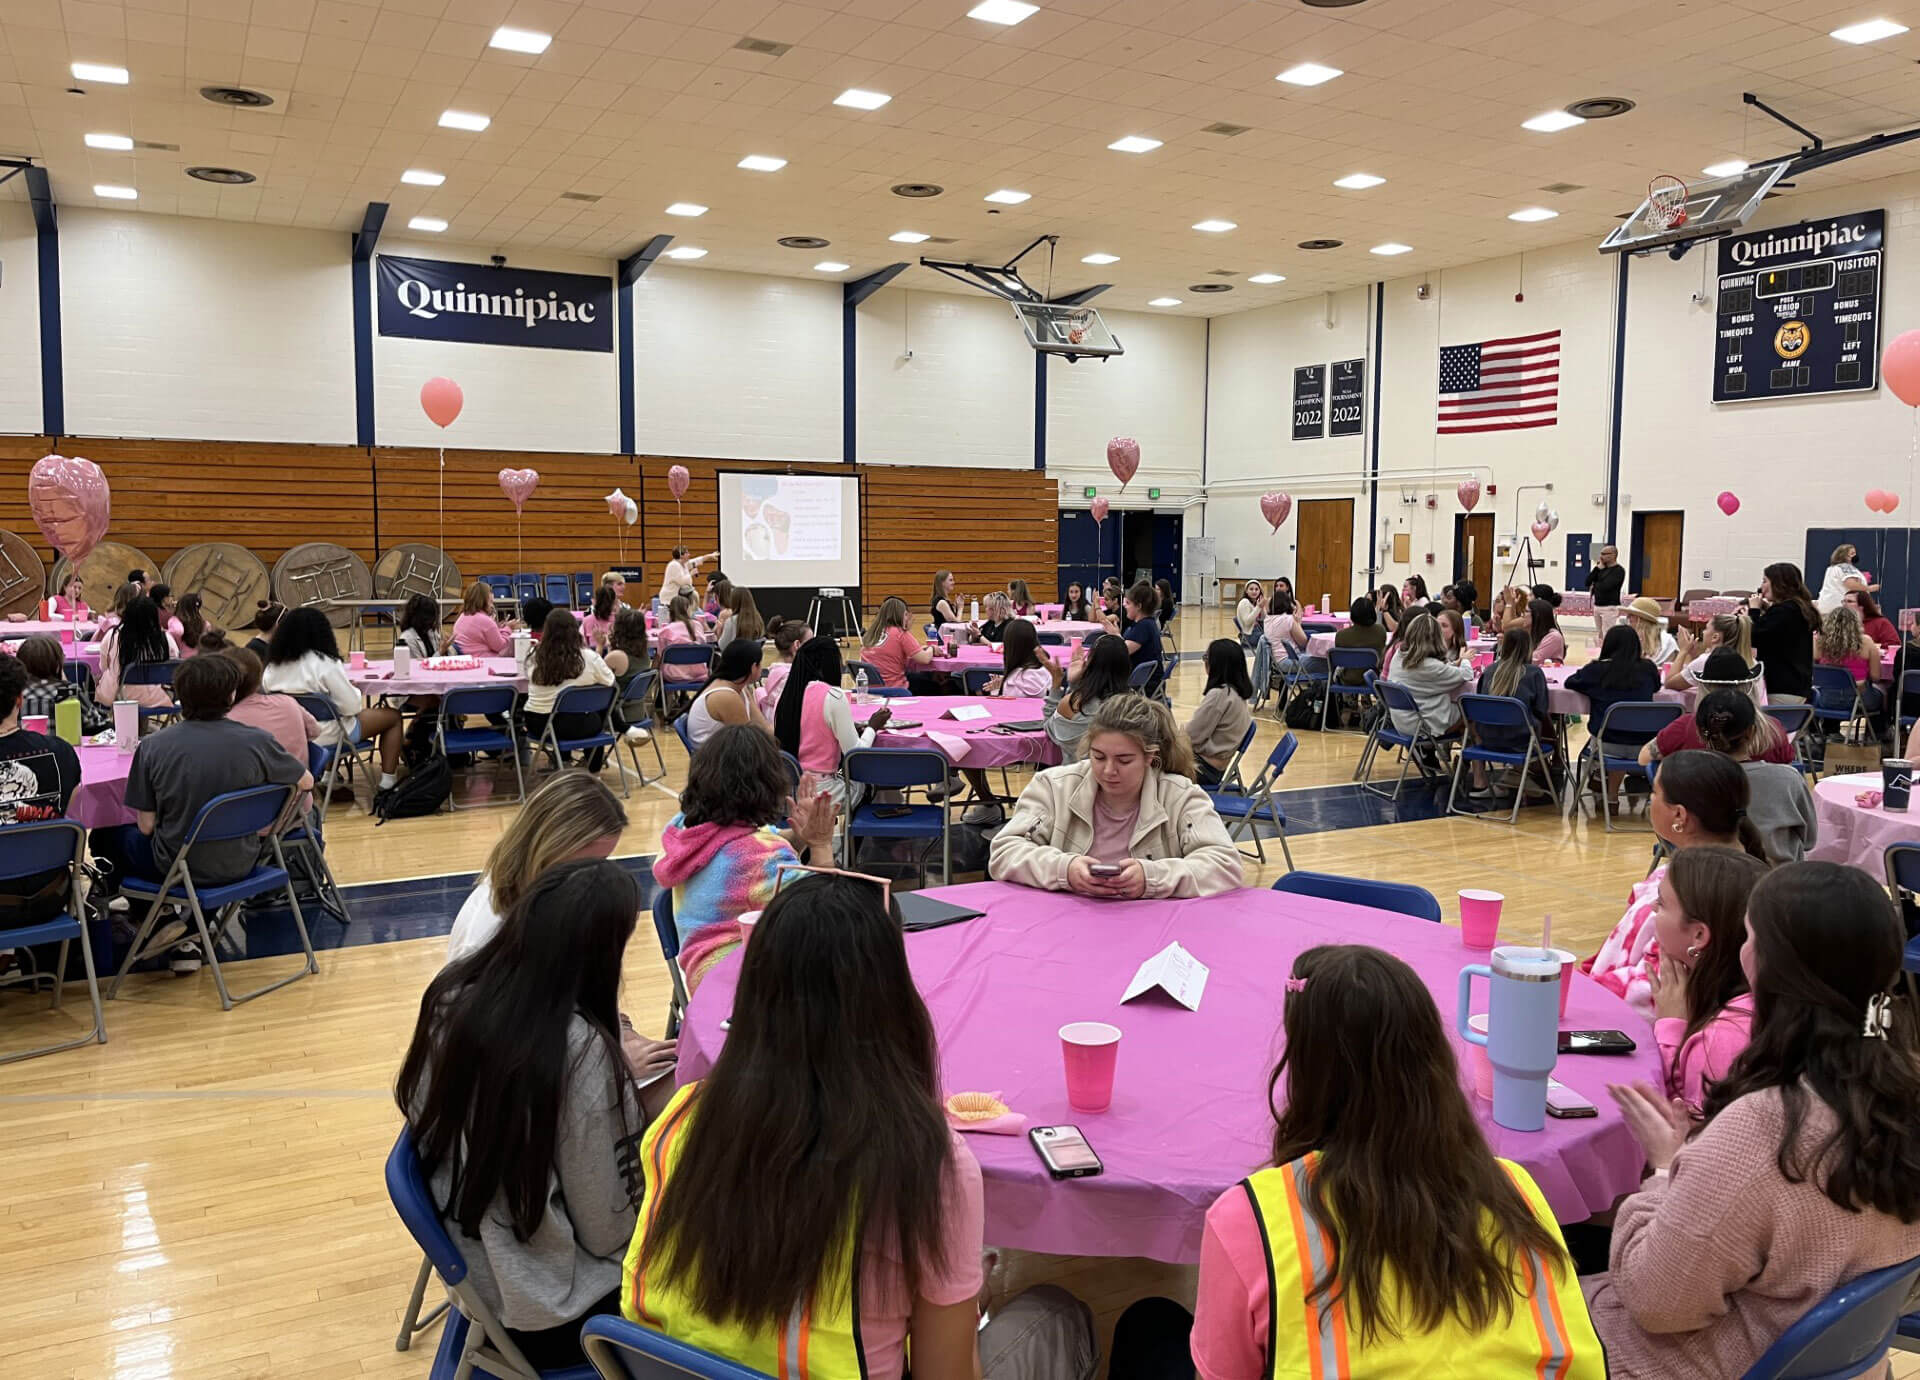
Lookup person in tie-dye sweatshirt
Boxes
[654,724,838,990]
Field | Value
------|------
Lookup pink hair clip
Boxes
[1285,977,1308,993]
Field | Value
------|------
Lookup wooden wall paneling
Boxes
[860,466,1058,612]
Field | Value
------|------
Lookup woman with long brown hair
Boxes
[1747,561,1820,703]
[524,605,616,770]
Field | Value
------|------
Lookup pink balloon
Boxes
[420,377,463,429]
[1090,496,1110,523]
[1259,492,1292,531]
[1530,520,1551,542]
[667,464,690,500]
[1106,437,1140,490]
[606,487,629,517]
[1884,330,1920,407]
[1867,488,1889,513]
[1886,492,1901,514]
[28,453,110,561]
[1716,491,1740,516]
[1457,478,1482,512]
[497,467,539,514]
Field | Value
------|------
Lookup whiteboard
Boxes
[1184,536,1217,575]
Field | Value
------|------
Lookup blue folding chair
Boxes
[384,1131,598,1380]
[108,784,319,1009]
[573,572,595,608]
[1321,647,1379,731]
[658,646,715,715]
[960,667,996,696]
[620,671,668,786]
[1355,676,1457,800]
[581,1315,771,1380]
[779,751,802,791]
[1271,869,1443,923]
[484,574,513,603]
[0,819,105,1063]
[1569,701,1684,831]
[63,660,94,696]
[843,748,952,884]
[868,685,911,698]
[1269,641,1328,723]
[514,572,542,608]
[1037,631,1064,645]
[438,685,525,809]
[1206,732,1297,869]
[1127,660,1159,692]
[672,713,693,755]
[846,660,885,687]
[545,573,572,608]
[293,692,380,813]
[1742,1252,1920,1378]
[121,659,181,720]
[1882,843,1920,977]
[1811,664,1865,747]
[1215,720,1258,794]
[1896,668,1920,743]
[1764,703,1817,775]
[536,684,628,797]
[650,887,689,1039]
[1448,693,1558,824]
[282,743,351,925]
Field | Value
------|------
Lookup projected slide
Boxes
[718,472,861,590]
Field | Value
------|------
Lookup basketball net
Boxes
[1646,175,1689,231]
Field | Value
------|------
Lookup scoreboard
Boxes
[1712,208,1883,403]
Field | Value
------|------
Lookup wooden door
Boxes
[1639,511,1684,600]
[1295,499,1353,613]
[1460,514,1494,610]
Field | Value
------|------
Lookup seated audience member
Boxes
[1155,577,1177,628]
[754,616,807,718]
[1117,581,1165,694]
[1747,563,1819,705]
[1495,585,1531,633]
[1332,595,1388,684]
[1383,612,1473,740]
[1401,574,1429,607]
[1446,578,1480,618]
[1641,651,1794,767]
[15,634,109,734]
[1046,634,1133,753]
[1666,612,1752,690]
[653,724,836,984]
[0,654,82,923]
[1272,575,1295,603]
[197,628,231,655]
[986,618,1061,698]
[1693,690,1816,864]
[1527,597,1566,663]
[219,647,319,809]
[930,570,964,629]
[990,695,1241,898]
[245,600,286,662]
[1467,627,1549,797]
[622,872,1087,1380]
[703,573,731,620]
[1232,581,1265,650]
[596,607,653,743]
[1645,845,1767,1117]
[126,569,147,592]
[1623,597,1678,666]
[862,596,933,688]
[49,571,89,622]
[1586,750,1769,1021]
[686,640,765,752]
[525,607,616,769]
[1184,639,1254,787]
[261,607,406,793]
[170,593,208,657]
[969,591,1015,646]
[445,772,626,962]
[1008,578,1037,619]
[655,594,710,683]
[452,582,512,657]
[1436,607,1469,663]
[400,860,675,1370]
[773,635,887,807]
[1845,587,1900,649]
[1816,602,1889,738]
[96,580,139,638]
[717,586,764,648]
[396,593,442,659]
[1531,582,1561,608]
[1586,863,1920,1380]
[520,596,555,641]
[1111,945,1604,1380]
[581,581,620,652]
[1060,580,1092,622]
[1566,625,1662,804]
[1261,589,1311,667]
[149,584,182,640]
[95,596,181,711]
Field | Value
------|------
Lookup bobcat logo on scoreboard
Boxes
[1774,320,1811,360]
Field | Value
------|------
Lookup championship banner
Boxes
[376,255,613,353]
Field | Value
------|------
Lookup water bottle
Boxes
[1457,946,1564,1131]
[854,667,869,704]
[970,599,980,623]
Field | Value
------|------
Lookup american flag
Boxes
[1437,329,1560,434]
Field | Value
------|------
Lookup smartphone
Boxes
[1545,1079,1599,1119]
[1088,862,1125,878]
[873,805,914,819]
[1558,1029,1638,1055]
[1029,1125,1103,1179]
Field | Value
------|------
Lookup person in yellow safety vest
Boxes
[1105,944,1607,1380]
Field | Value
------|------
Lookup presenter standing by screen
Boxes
[658,546,718,606]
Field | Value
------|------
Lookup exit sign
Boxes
[1148,487,1161,500]
[1083,486,1097,498]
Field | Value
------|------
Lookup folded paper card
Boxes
[941,705,992,722]
[1121,941,1209,1011]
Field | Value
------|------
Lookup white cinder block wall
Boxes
[0,202,42,435]
[854,287,1033,468]
[1045,306,1208,494]
[60,209,355,444]
[631,267,840,462]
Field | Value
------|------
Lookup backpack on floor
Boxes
[371,753,451,823]
[1283,688,1322,730]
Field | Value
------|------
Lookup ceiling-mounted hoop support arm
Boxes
[918,234,1061,303]
[1743,92,1823,156]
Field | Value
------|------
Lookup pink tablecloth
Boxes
[852,696,1059,770]
[1808,772,1918,875]
[927,643,1074,674]
[1,619,100,638]
[1558,592,1594,616]
[348,656,527,696]
[72,742,136,828]
[679,881,1661,1262]
[1541,665,1689,717]
[1687,597,1745,620]
[939,621,1102,643]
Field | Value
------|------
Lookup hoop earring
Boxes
[1686,944,1701,960]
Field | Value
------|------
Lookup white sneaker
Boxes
[962,801,1006,826]
[625,726,650,744]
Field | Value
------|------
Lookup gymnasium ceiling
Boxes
[2,0,1920,314]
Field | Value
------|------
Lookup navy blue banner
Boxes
[376,255,613,353]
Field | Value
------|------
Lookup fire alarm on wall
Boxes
[1424,494,1437,509]
[1487,483,1498,495]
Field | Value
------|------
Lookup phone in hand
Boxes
[1088,862,1126,878]
[1545,1079,1599,1119]
[1030,1125,1103,1179]
[1557,1029,1638,1055]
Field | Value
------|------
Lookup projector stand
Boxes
[807,587,860,642]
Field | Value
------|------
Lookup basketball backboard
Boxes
[1599,163,1789,255]
[1011,301,1124,359]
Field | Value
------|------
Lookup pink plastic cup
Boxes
[1457,889,1504,949]
[21,716,48,736]
[1060,1021,1122,1112]
[349,650,367,670]
[1467,1014,1493,1099]
[1547,947,1578,1019]
[57,627,74,647]
[736,909,761,945]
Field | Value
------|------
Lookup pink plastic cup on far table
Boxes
[1458,889,1504,949]
[1060,1021,1122,1112]
[349,650,367,670]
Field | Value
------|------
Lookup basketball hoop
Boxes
[1646,174,1689,231]
[1066,308,1092,346]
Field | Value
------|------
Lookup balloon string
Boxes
[437,446,446,563]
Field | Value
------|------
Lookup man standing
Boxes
[1587,544,1627,635]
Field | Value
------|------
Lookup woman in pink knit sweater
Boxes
[1588,861,1920,1379]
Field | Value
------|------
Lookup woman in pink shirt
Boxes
[221,645,320,808]
[49,572,89,622]
[1647,844,1766,1115]
[580,581,619,652]
[656,594,713,684]
[451,581,512,658]
[771,635,886,807]
[859,597,932,689]
[755,616,810,718]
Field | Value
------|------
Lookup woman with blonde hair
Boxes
[1384,612,1474,738]
[1816,601,1889,738]
[990,694,1243,899]
[1666,611,1753,690]
[445,771,629,963]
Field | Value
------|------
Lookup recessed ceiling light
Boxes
[1248,272,1286,284]
[665,201,708,217]
[1333,173,1385,189]
[72,62,129,84]
[738,154,787,172]
[1108,135,1162,154]
[968,0,1039,24]
[1276,62,1342,86]
[1522,110,1583,133]
[1148,296,1183,307]
[438,109,491,132]
[94,184,137,200]
[401,168,445,187]
[889,230,930,243]
[813,261,850,273]
[407,216,447,232]
[1702,159,1749,178]
[984,188,1031,204]
[85,133,133,151]
[1082,252,1119,265]
[1508,206,1559,222]
[1192,218,1237,233]
[1370,242,1413,255]
[834,88,892,110]
[664,246,707,260]
[1831,18,1909,43]
[488,26,551,54]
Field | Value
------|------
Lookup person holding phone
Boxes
[773,635,888,809]
[990,695,1241,899]
[1108,944,1604,1379]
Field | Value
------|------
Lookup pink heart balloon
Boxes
[1260,492,1293,531]
[1090,496,1110,523]
[1530,520,1551,542]
[1106,437,1140,490]
[28,453,110,561]
[667,464,690,500]
[1457,478,1482,512]
[1886,492,1901,514]
[1716,491,1740,516]
[420,376,463,429]
[1884,329,1920,407]
[497,467,539,514]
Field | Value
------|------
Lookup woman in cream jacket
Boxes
[989,694,1243,899]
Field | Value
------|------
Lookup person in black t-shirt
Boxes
[1586,545,1626,607]
[1121,581,1165,694]
[0,654,83,926]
